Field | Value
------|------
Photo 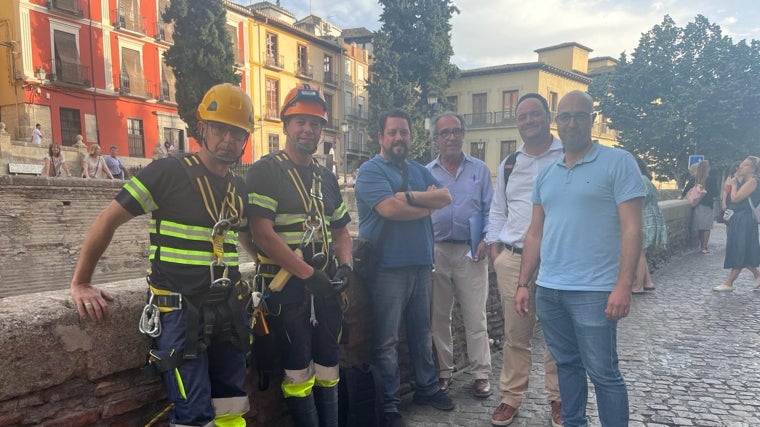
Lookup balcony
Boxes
[462,110,518,128]
[264,108,280,121]
[155,22,174,44]
[233,47,244,66]
[46,0,83,17]
[158,80,172,102]
[264,55,284,70]
[323,71,338,87]
[43,59,90,86]
[344,107,368,121]
[295,63,313,79]
[118,73,151,98]
[114,8,145,34]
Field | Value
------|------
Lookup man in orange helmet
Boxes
[246,84,352,427]
[70,83,255,427]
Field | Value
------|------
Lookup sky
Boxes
[252,0,760,69]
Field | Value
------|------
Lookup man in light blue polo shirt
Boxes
[355,109,453,427]
[426,112,493,399]
[516,91,644,427]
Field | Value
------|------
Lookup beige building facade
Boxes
[447,42,618,174]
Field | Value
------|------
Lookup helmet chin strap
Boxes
[200,125,248,165]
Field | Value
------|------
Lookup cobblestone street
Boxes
[401,224,760,426]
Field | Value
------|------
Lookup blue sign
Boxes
[689,155,704,167]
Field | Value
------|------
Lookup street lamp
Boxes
[35,67,47,84]
[426,90,439,160]
[340,119,349,186]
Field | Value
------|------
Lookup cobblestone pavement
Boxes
[400,224,760,426]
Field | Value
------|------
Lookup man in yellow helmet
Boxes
[70,83,255,427]
[246,84,352,427]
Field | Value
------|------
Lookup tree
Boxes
[163,0,240,139]
[367,0,460,162]
[590,15,760,185]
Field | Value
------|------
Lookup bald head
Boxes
[556,91,595,154]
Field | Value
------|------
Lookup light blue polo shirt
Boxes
[533,142,645,291]
[355,155,441,268]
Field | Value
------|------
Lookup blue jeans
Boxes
[535,287,628,427]
[369,266,439,412]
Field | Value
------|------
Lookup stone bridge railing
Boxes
[0,176,695,425]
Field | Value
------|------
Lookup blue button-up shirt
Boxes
[426,153,493,242]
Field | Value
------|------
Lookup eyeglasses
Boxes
[556,112,594,125]
[436,128,465,138]
[207,121,249,142]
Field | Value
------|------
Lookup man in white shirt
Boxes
[486,93,563,427]
[32,124,43,145]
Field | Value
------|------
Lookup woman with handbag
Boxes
[632,157,667,293]
[81,144,114,179]
[680,160,718,253]
[713,156,760,292]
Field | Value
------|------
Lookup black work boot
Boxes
[313,385,339,427]
[285,394,320,427]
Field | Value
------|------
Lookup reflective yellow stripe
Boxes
[331,202,348,222]
[282,375,315,398]
[249,193,277,212]
[153,219,238,244]
[275,212,308,226]
[124,177,158,213]
[315,378,339,388]
[214,414,245,427]
[174,367,187,399]
[150,246,239,266]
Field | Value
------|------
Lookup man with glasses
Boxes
[516,91,644,426]
[354,109,453,427]
[70,83,255,426]
[425,112,493,399]
[487,94,563,426]
[246,84,352,427]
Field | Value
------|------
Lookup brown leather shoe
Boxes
[491,402,517,426]
[550,400,563,427]
[438,377,452,392]
[473,378,491,398]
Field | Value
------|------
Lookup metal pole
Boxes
[344,129,349,185]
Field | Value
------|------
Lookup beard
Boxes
[295,139,318,154]
[383,141,408,164]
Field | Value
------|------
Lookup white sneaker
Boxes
[713,284,733,292]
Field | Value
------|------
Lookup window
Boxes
[127,118,144,157]
[54,30,82,84]
[447,96,458,112]
[118,0,143,33]
[157,0,174,42]
[228,24,242,65]
[268,133,280,153]
[502,90,519,121]
[160,57,176,102]
[265,78,279,120]
[344,58,352,78]
[120,47,145,96]
[470,141,486,161]
[472,93,487,125]
[323,93,333,126]
[297,44,308,75]
[500,140,516,161]
[358,65,365,82]
[51,0,80,14]
[343,91,352,116]
[163,127,184,152]
[266,32,279,67]
[357,132,365,153]
[358,96,365,119]
[549,91,558,115]
[59,107,81,147]
[323,55,334,83]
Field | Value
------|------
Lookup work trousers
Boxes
[493,249,560,408]
[431,241,491,380]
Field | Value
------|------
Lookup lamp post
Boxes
[35,67,47,84]
[340,119,349,186]
[426,90,439,161]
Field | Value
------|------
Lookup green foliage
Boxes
[162,0,240,140]
[367,0,460,162]
[590,15,760,186]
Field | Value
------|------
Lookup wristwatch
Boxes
[516,282,529,289]
[405,191,415,206]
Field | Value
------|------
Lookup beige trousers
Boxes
[493,249,560,407]
[431,242,492,380]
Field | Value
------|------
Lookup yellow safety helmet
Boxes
[196,83,255,132]
[280,84,328,124]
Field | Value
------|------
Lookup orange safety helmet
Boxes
[196,83,255,132]
[280,84,328,124]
